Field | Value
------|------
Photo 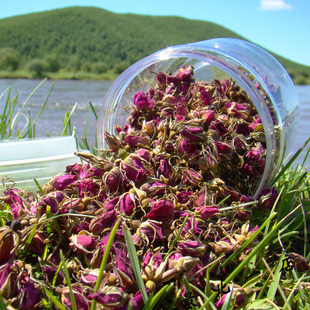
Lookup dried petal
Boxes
[146,199,175,223]
[195,205,219,220]
[53,174,78,190]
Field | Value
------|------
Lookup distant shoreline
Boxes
[1,70,310,85]
[0,70,118,81]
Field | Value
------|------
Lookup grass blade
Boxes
[62,102,78,136]
[90,217,121,310]
[43,287,67,310]
[60,249,77,310]
[144,283,174,310]
[123,223,148,304]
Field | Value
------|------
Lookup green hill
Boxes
[0,6,309,83]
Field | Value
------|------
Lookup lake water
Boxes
[1,78,310,167]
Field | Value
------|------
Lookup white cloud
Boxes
[258,0,293,10]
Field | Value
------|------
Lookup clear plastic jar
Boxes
[98,38,299,196]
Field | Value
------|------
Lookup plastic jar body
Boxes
[98,38,299,196]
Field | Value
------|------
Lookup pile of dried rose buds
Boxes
[0,66,280,309]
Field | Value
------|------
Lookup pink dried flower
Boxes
[156,157,172,179]
[214,141,233,159]
[199,86,214,105]
[182,169,202,187]
[146,199,175,223]
[177,139,196,155]
[248,115,262,132]
[258,187,278,209]
[53,174,78,190]
[62,285,90,310]
[4,189,27,219]
[133,91,155,110]
[29,232,45,255]
[141,181,166,197]
[209,120,228,136]
[136,148,151,161]
[103,167,123,193]
[246,144,265,162]
[125,134,150,148]
[89,286,125,308]
[180,126,204,142]
[0,264,17,299]
[177,240,206,257]
[80,269,98,287]
[119,193,136,216]
[44,265,64,285]
[17,281,41,310]
[69,233,97,253]
[89,209,117,235]
[122,154,149,183]
[225,102,250,120]
[195,205,219,220]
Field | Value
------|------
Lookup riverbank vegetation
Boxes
[1,6,310,84]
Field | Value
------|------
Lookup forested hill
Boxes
[0,6,309,83]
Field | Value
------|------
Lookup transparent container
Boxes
[98,38,300,196]
[0,136,78,193]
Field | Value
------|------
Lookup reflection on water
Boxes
[0,79,309,166]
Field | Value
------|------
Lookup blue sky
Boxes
[1,0,309,66]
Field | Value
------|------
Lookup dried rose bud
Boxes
[172,256,200,273]
[176,101,188,117]
[62,285,90,310]
[4,189,27,219]
[44,265,64,285]
[104,131,120,152]
[156,157,172,179]
[124,134,150,148]
[258,187,278,210]
[214,141,233,159]
[52,174,78,190]
[146,199,175,223]
[141,181,166,197]
[89,286,126,308]
[119,193,136,216]
[0,263,17,299]
[182,169,202,186]
[246,144,265,162]
[176,191,193,204]
[177,139,196,155]
[248,115,262,132]
[17,281,41,310]
[199,86,214,105]
[0,227,18,264]
[103,167,123,192]
[180,126,204,142]
[80,269,98,287]
[133,91,155,110]
[41,196,59,213]
[199,109,215,124]
[136,148,151,161]
[177,240,206,257]
[122,154,149,183]
[208,120,228,137]
[29,232,45,255]
[195,205,219,220]
[66,163,83,174]
[89,209,117,235]
[69,232,97,254]
[225,102,250,120]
